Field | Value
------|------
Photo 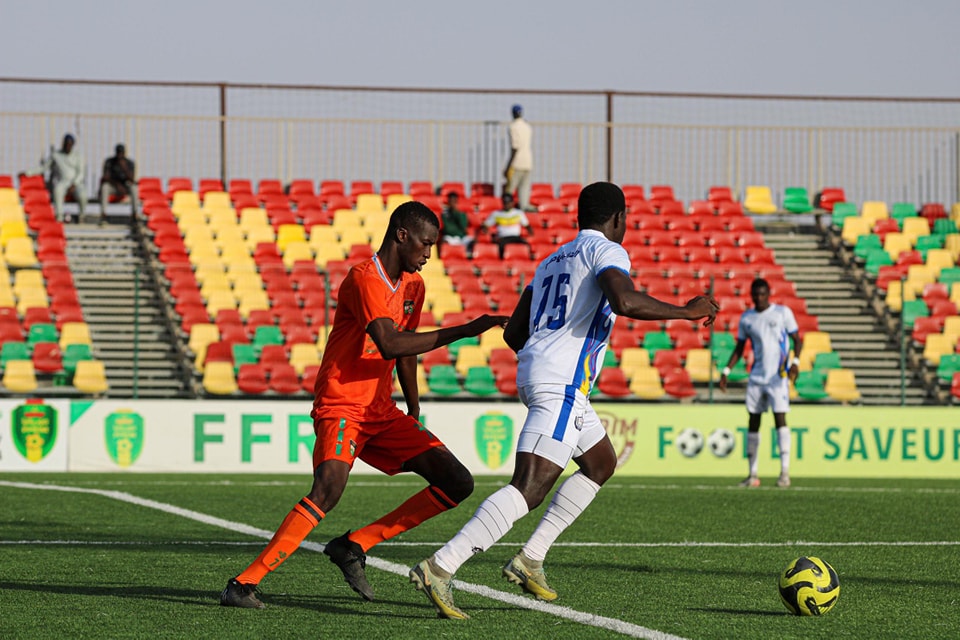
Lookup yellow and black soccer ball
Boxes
[778,556,840,616]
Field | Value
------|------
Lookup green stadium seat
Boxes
[1,341,31,366]
[602,348,618,368]
[642,331,673,357]
[447,336,479,360]
[853,235,882,261]
[61,343,93,376]
[783,187,812,213]
[463,366,498,396]
[900,299,929,330]
[252,325,284,356]
[915,234,944,258]
[795,370,829,400]
[830,202,858,228]
[890,202,917,223]
[812,352,843,380]
[231,343,258,374]
[864,248,893,276]
[938,267,960,287]
[27,322,57,347]
[933,219,958,236]
[936,354,960,383]
[427,364,461,395]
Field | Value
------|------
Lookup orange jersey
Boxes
[312,255,424,421]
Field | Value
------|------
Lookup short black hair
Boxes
[385,201,439,239]
[577,182,625,229]
[750,278,770,295]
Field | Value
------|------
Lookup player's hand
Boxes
[718,375,728,393]
[684,295,720,327]
[788,364,799,383]
[466,314,510,336]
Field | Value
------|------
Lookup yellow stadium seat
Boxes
[923,333,956,366]
[952,203,960,223]
[244,225,276,251]
[239,207,269,232]
[455,344,488,376]
[882,232,912,261]
[354,193,386,215]
[172,190,201,212]
[188,241,221,267]
[316,324,332,351]
[925,249,954,277]
[884,279,912,313]
[289,343,321,376]
[684,348,717,383]
[225,261,258,285]
[314,243,347,268]
[176,208,207,231]
[208,208,239,232]
[59,321,92,349]
[4,237,38,268]
[309,225,339,251]
[183,226,215,250]
[364,210,391,243]
[824,368,861,403]
[841,216,870,246]
[238,290,270,319]
[220,243,254,266]
[215,227,247,250]
[629,367,666,399]
[73,359,109,394]
[944,315,960,340]
[193,262,226,284]
[232,276,264,296]
[205,290,237,317]
[0,220,29,248]
[331,208,364,231]
[3,360,37,393]
[202,191,232,209]
[13,269,44,296]
[904,264,936,297]
[0,204,26,226]
[799,331,831,371]
[430,292,463,318]
[860,201,889,227]
[200,273,234,300]
[202,361,238,395]
[384,194,412,211]
[619,347,651,378]
[283,241,314,269]
[743,186,778,214]
[0,188,19,206]
[276,224,307,252]
[901,216,930,246]
[16,288,48,315]
[337,225,371,250]
[479,327,509,355]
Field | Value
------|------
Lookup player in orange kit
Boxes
[220,201,508,608]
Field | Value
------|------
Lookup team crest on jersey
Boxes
[403,300,415,315]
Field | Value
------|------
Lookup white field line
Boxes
[0,480,686,640]
[3,539,959,548]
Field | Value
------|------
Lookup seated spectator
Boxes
[22,133,87,222]
[440,192,474,254]
[99,143,138,225]
[479,193,533,258]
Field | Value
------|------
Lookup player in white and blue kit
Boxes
[719,278,804,488]
[411,182,719,619]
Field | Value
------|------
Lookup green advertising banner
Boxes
[597,405,960,478]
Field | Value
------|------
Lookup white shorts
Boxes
[746,377,791,415]
[516,384,607,468]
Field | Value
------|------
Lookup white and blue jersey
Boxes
[517,229,631,394]
[738,304,799,385]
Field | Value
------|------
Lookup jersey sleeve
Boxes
[402,278,425,331]
[782,305,799,334]
[592,241,631,279]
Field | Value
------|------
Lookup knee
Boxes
[438,467,474,505]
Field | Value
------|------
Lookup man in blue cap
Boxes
[504,104,533,211]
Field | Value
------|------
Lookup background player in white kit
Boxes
[718,278,803,488]
[410,182,719,619]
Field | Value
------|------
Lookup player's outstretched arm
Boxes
[367,315,509,361]
[396,354,420,420]
[598,269,719,326]
[503,287,533,353]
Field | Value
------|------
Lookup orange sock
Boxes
[235,497,325,585]
[349,486,457,552]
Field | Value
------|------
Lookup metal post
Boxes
[219,83,227,184]
[899,276,906,407]
[707,274,715,404]
[605,91,613,182]
[133,263,140,400]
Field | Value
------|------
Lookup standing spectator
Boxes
[504,104,533,211]
[219,202,508,609]
[480,193,534,258]
[99,144,138,226]
[409,182,719,619]
[718,278,803,488]
[23,133,87,222]
[440,192,474,255]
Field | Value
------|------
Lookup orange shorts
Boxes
[313,409,444,475]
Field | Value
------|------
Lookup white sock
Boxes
[522,471,600,562]
[747,431,760,477]
[777,426,791,474]
[433,483,528,575]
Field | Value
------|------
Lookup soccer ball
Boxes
[675,428,704,457]
[778,556,840,616]
[707,428,736,458]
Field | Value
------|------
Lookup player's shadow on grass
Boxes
[0,580,424,617]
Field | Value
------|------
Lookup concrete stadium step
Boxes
[64,223,190,399]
